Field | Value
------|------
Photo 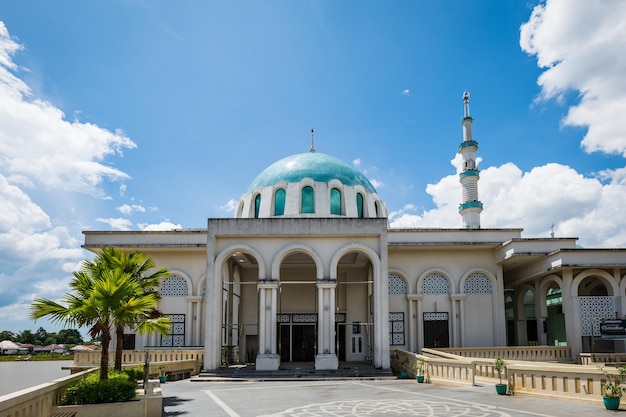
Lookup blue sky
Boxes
[1,0,626,334]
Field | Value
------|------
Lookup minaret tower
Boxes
[458,90,483,229]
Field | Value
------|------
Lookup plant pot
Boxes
[495,384,507,395]
[416,375,425,383]
[159,375,167,383]
[603,396,620,410]
[400,371,408,379]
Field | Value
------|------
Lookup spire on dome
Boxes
[309,126,316,153]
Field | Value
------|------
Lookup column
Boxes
[256,281,280,370]
[315,281,339,370]
[451,295,466,347]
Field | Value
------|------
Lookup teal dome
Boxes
[247,152,377,194]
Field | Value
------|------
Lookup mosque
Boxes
[83,92,626,371]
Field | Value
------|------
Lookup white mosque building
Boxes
[83,92,626,371]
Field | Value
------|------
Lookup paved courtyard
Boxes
[161,378,620,417]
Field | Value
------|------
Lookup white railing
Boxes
[435,346,572,362]
[72,348,204,370]
[578,352,626,365]
[0,368,96,417]
[391,347,611,403]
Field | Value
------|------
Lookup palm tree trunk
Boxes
[100,327,111,381]
[115,324,124,371]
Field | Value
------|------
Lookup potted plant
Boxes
[158,365,167,383]
[494,358,507,395]
[399,357,410,379]
[602,365,626,410]
[413,358,426,383]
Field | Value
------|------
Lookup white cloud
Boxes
[520,0,626,156]
[220,198,238,213]
[140,221,182,231]
[391,158,626,247]
[352,158,361,167]
[401,89,410,96]
[0,22,136,195]
[370,178,383,189]
[0,21,139,333]
[117,204,146,215]
[96,217,133,230]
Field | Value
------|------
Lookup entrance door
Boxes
[278,321,316,362]
[423,312,449,348]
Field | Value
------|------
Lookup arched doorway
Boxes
[577,275,613,352]
[545,283,566,346]
[336,250,373,363]
[277,251,318,363]
[221,251,259,365]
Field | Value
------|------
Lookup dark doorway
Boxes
[423,313,449,348]
[279,323,316,362]
[336,323,346,361]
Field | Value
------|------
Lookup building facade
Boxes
[83,93,626,370]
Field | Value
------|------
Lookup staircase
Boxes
[192,362,395,382]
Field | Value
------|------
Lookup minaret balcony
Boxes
[459,201,484,211]
[458,140,478,151]
[459,169,480,179]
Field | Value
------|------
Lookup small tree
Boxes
[494,358,505,385]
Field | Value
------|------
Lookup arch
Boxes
[274,188,286,216]
[214,244,266,281]
[236,201,244,218]
[160,273,192,297]
[197,273,207,296]
[329,243,381,281]
[301,186,315,214]
[330,187,342,215]
[271,244,325,281]
[571,269,617,297]
[460,269,497,295]
[254,194,261,218]
[388,273,408,295]
[356,193,364,218]
[417,268,455,294]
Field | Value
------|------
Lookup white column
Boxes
[451,295,466,348]
[256,282,280,370]
[195,300,202,346]
[315,281,339,370]
[186,300,193,346]
[407,295,420,352]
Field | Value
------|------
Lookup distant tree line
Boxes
[0,327,84,345]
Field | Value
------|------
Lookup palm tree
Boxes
[94,248,170,370]
[31,251,171,380]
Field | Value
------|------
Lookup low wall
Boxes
[578,352,626,365]
[49,389,162,417]
[392,347,613,403]
[73,348,204,369]
[436,346,572,362]
[0,369,95,417]
[0,367,165,417]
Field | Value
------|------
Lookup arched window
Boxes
[388,274,407,295]
[422,273,450,294]
[464,273,492,294]
[254,194,261,218]
[330,188,341,215]
[356,193,364,218]
[274,189,286,216]
[375,201,380,217]
[160,276,189,297]
[301,186,314,213]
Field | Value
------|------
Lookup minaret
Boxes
[458,90,483,229]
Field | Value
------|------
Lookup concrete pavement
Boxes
[161,378,620,417]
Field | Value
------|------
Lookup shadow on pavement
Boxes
[162,395,192,416]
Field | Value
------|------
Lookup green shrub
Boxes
[122,365,144,381]
[64,371,137,404]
